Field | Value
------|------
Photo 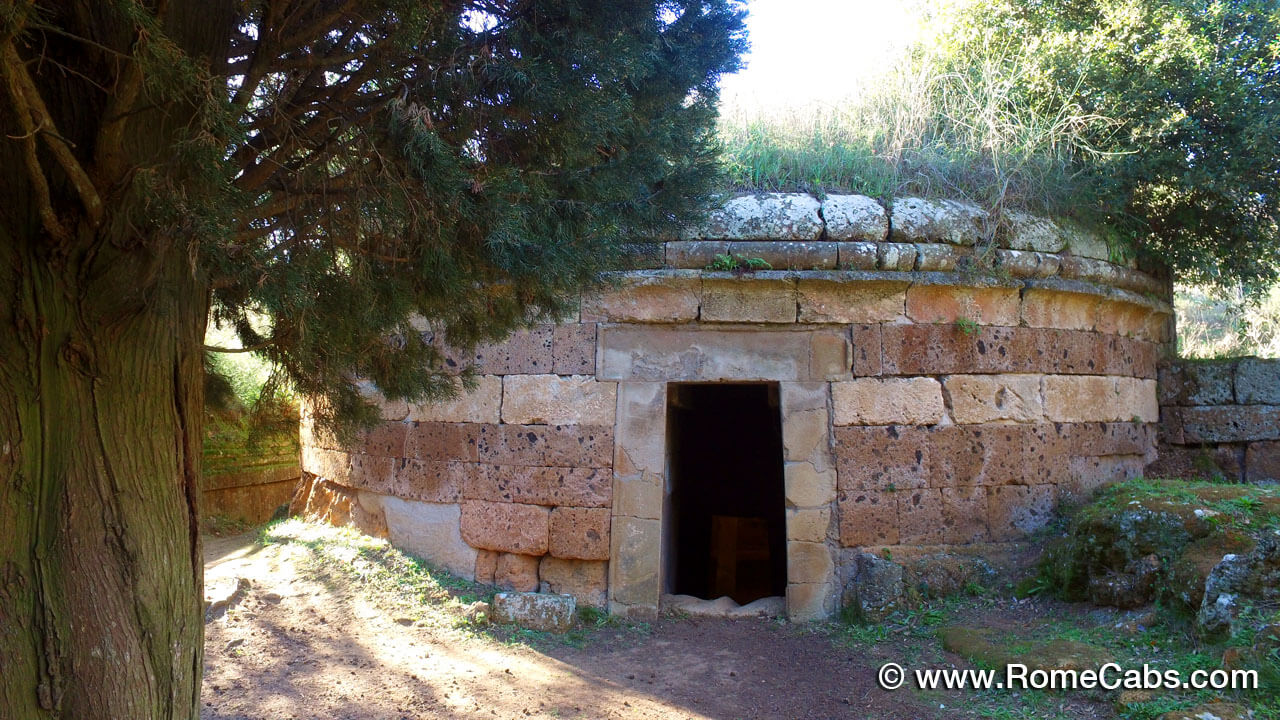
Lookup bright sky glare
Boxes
[718,0,921,108]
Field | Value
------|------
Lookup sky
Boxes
[718,0,921,107]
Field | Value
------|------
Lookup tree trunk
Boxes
[0,232,208,718]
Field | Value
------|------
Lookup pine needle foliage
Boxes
[10,1,745,440]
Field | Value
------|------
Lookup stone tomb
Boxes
[296,193,1172,620]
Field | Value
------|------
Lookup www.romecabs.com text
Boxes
[876,662,1257,692]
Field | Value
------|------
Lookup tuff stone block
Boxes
[460,500,550,555]
[701,276,797,323]
[466,464,611,507]
[1021,289,1099,331]
[834,425,930,491]
[915,243,972,272]
[940,486,989,544]
[877,242,918,271]
[1003,211,1066,253]
[613,382,666,476]
[551,323,597,375]
[549,507,611,560]
[1176,405,1280,443]
[495,553,540,592]
[728,241,839,270]
[905,285,1020,326]
[890,197,986,245]
[470,327,554,374]
[787,506,833,543]
[809,333,851,380]
[580,272,701,323]
[391,459,468,503]
[782,407,830,464]
[599,326,815,382]
[784,462,837,508]
[850,324,883,376]
[408,375,503,424]
[897,489,948,544]
[608,516,661,608]
[501,374,616,426]
[836,241,878,269]
[944,374,1045,424]
[797,279,908,324]
[837,490,899,546]
[1246,441,1280,482]
[382,497,477,579]
[475,549,499,585]
[987,485,1056,541]
[822,194,889,241]
[1236,359,1280,405]
[477,424,613,469]
[404,422,480,462]
[832,378,945,426]
[665,240,730,268]
[357,422,408,458]
[684,193,823,240]
[539,557,608,608]
[787,541,835,585]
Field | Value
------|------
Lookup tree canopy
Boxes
[935,0,1280,289]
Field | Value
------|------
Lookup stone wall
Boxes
[296,192,1173,621]
[1149,358,1280,482]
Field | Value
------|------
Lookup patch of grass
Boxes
[705,253,772,272]
[1176,282,1280,359]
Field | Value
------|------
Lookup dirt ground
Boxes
[201,530,1106,720]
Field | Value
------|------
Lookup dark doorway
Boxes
[666,383,787,604]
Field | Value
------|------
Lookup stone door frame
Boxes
[600,324,846,620]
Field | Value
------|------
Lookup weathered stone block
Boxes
[404,422,480,462]
[987,485,1056,541]
[787,541,835,585]
[905,285,1020,326]
[580,272,701,323]
[612,472,662,520]
[1064,225,1112,260]
[782,407,829,463]
[832,378,945,426]
[784,462,836,508]
[1246,441,1280,482]
[890,197,986,245]
[1021,289,1099,331]
[995,249,1060,278]
[599,326,813,382]
[613,382,666,476]
[728,241,838,270]
[928,424,1023,487]
[809,333,851,381]
[492,592,575,633]
[1161,361,1236,406]
[944,374,1045,424]
[842,552,903,621]
[881,324,1037,375]
[408,375,503,424]
[837,490,899,546]
[494,553,540,592]
[822,194,888,241]
[915,243,976,272]
[346,454,395,494]
[1236,359,1280,405]
[475,549,499,585]
[941,486,989,544]
[608,516,661,608]
[471,327,554,374]
[460,500,550,555]
[549,507,611,560]
[834,426,930,491]
[850,324,882,376]
[787,507,833,543]
[683,193,823,240]
[876,242,916,271]
[477,424,613,469]
[1177,405,1280,443]
[897,489,948,544]
[539,557,608,608]
[701,276,797,323]
[797,279,908,324]
[501,374,616,426]
[551,324,597,376]
[1094,300,1158,342]
[466,464,611,507]
[382,497,477,579]
[836,241,878,269]
[358,422,408,458]
[1003,210,1066,253]
[392,459,467,503]
[664,240,730,268]
[786,582,835,622]
[1043,375,1125,423]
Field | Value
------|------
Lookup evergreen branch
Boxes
[1,42,66,242]
[2,40,103,229]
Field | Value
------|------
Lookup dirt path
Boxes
[201,531,952,720]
